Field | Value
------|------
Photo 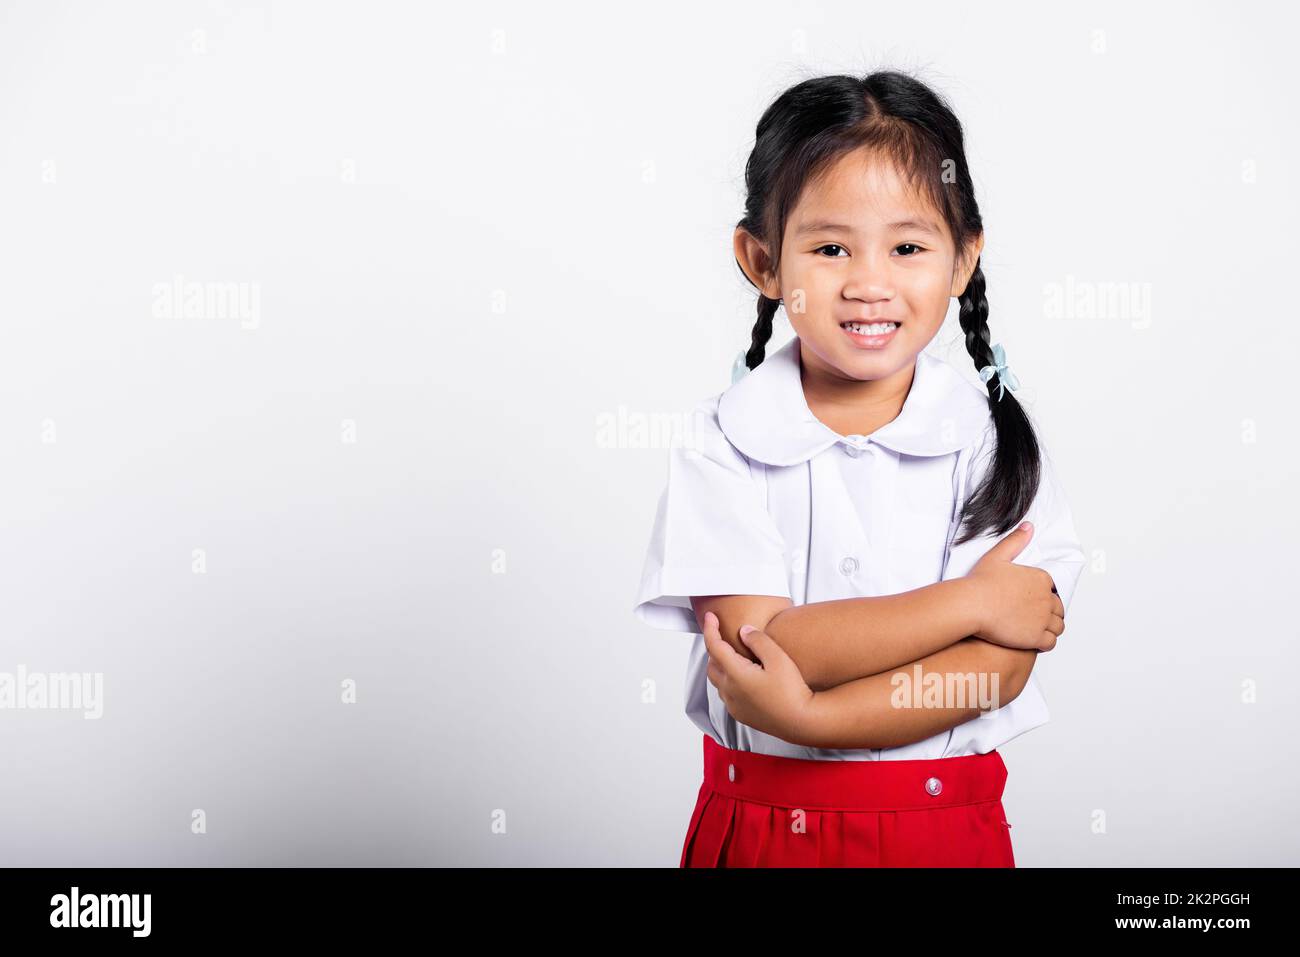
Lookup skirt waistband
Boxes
[701,734,1007,812]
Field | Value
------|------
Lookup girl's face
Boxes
[738,148,982,387]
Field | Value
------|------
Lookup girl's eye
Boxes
[814,243,926,257]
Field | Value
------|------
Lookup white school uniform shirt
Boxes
[632,334,1087,761]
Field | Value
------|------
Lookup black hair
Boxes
[735,69,1040,546]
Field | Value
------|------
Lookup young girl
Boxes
[632,70,1086,867]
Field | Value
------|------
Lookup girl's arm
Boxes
[695,522,1056,692]
[799,639,1037,750]
[769,579,986,692]
[695,579,983,694]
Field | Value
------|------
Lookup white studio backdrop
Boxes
[0,0,1296,865]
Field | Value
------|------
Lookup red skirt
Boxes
[681,734,1016,867]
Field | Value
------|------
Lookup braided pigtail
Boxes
[744,295,781,370]
[951,260,1042,546]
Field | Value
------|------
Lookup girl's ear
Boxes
[734,226,782,300]
[950,231,985,297]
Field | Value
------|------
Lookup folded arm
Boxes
[693,577,986,693]
[799,638,1037,750]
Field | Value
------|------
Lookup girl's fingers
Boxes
[702,612,746,679]
[1048,613,1064,636]
[737,626,784,669]
[1052,594,1064,619]
[704,611,764,668]
[1039,632,1058,652]
[701,611,725,656]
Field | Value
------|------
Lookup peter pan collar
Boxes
[716,334,992,466]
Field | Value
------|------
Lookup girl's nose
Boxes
[841,254,896,301]
[842,276,896,301]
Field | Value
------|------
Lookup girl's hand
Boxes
[702,610,820,746]
[966,522,1066,652]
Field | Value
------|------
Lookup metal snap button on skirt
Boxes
[680,734,1016,868]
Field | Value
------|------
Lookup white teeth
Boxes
[843,322,898,336]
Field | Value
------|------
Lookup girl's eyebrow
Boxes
[794,218,942,237]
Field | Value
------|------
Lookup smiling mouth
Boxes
[840,320,900,335]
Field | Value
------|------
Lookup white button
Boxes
[925,776,943,796]
[728,763,735,782]
[839,556,859,576]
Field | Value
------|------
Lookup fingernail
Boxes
[738,625,757,638]
[1020,521,1032,532]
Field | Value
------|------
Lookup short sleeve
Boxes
[941,424,1087,616]
[631,398,792,634]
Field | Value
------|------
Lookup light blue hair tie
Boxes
[978,343,1020,401]
[731,350,750,385]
